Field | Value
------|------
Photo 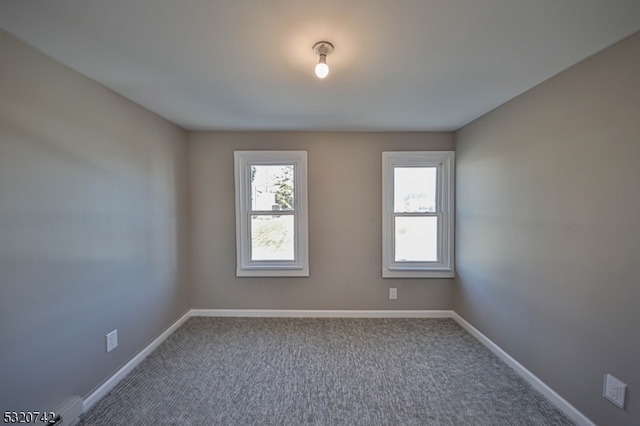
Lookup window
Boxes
[234,151,308,277]
[382,151,454,278]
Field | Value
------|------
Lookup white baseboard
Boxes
[82,310,192,412]
[450,312,595,426]
[81,308,593,426]
[191,309,454,318]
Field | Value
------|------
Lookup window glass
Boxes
[394,216,438,261]
[250,215,295,261]
[251,165,295,211]
[393,167,437,213]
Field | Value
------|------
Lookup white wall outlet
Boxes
[603,373,626,409]
[389,288,397,300]
[106,329,118,353]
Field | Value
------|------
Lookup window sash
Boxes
[249,213,296,262]
[392,212,441,263]
[393,166,438,213]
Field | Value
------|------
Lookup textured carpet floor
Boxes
[79,317,574,425]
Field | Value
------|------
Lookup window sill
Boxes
[236,267,309,278]
[382,268,454,279]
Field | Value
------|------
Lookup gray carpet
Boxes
[79,317,575,425]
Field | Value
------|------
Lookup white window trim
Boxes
[234,151,309,277]
[382,151,455,278]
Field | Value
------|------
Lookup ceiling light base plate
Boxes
[313,41,334,56]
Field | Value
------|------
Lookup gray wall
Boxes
[0,31,189,413]
[187,132,454,310]
[454,32,640,426]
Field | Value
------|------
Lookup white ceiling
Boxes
[1,1,639,131]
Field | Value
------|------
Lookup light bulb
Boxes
[315,55,329,79]
[315,63,329,79]
[312,42,334,79]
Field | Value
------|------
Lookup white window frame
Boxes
[382,151,455,278]
[234,151,309,277]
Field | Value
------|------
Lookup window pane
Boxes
[394,216,438,262]
[251,215,295,261]
[394,167,436,213]
[251,165,294,211]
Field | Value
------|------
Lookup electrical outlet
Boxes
[389,288,397,300]
[106,329,118,353]
[603,373,626,409]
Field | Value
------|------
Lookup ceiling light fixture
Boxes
[313,41,334,79]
